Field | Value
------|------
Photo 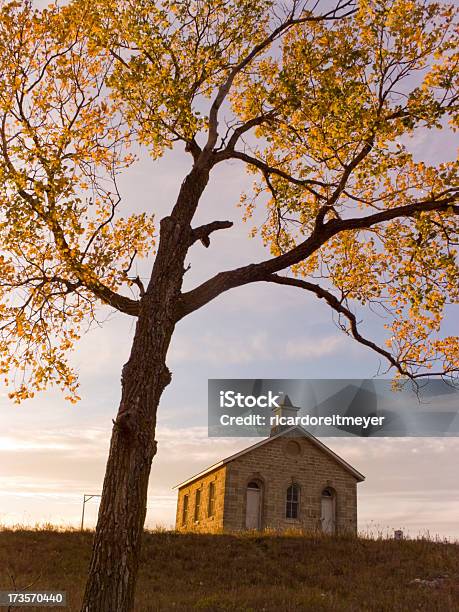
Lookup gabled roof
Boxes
[173,426,365,489]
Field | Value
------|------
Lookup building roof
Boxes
[173,426,365,489]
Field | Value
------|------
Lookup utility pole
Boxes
[80,494,101,530]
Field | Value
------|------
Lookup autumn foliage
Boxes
[0,1,457,403]
[1,1,459,610]
[0,2,155,401]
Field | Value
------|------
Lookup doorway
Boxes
[246,481,262,529]
[321,487,336,534]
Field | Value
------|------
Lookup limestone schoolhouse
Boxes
[175,399,365,534]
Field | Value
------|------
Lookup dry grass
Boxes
[0,527,458,611]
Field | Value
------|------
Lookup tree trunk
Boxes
[81,165,210,611]
[80,322,171,612]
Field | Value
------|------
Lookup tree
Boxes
[0,0,458,609]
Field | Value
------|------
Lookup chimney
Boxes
[270,394,300,436]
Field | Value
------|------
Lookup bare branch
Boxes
[214,149,329,196]
[222,111,277,152]
[127,276,146,297]
[265,274,411,377]
[190,220,233,247]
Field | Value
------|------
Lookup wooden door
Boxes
[321,494,335,534]
[246,485,261,529]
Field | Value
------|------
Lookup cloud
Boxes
[169,332,269,364]
[283,336,343,359]
[0,428,108,455]
[169,332,344,365]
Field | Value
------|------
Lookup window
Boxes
[182,494,189,525]
[194,489,201,522]
[286,483,300,519]
[208,481,216,517]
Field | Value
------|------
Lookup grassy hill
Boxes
[0,528,458,611]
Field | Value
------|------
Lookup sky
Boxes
[1,4,459,540]
[1,129,458,540]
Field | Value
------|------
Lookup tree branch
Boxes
[265,274,412,377]
[126,276,146,297]
[201,1,357,158]
[265,274,458,380]
[190,220,233,247]
[221,111,277,152]
[184,137,202,162]
[214,149,329,196]
[177,191,459,318]
[0,113,140,317]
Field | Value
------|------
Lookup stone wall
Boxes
[223,432,359,534]
[175,465,227,533]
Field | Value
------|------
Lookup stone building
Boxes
[175,399,365,534]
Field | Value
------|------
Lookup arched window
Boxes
[286,483,300,519]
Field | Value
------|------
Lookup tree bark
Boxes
[81,165,210,611]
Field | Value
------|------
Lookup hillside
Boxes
[0,528,458,611]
